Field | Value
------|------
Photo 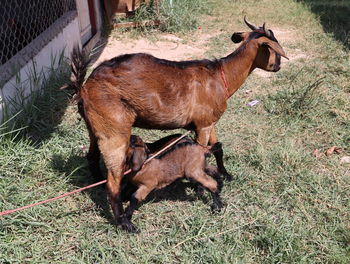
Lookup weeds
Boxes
[264,69,325,119]
[158,0,210,33]
[114,0,210,34]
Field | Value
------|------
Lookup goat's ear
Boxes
[231,32,244,43]
[262,40,289,59]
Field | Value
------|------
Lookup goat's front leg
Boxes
[122,194,140,233]
[209,127,233,181]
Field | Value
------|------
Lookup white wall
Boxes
[0,17,81,121]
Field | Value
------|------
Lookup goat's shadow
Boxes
[50,154,210,224]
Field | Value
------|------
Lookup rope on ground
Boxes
[0,131,191,217]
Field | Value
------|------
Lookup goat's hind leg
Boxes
[98,135,136,232]
[205,165,223,192]
[195,125,232,181]
[204,165,224,212]
[82,116,102,181]
[123,185,153,233]
[194,155,224,198]
[186,170,223,213]
[79,100,103,181]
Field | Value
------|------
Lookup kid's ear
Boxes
[132,149,145,172]
[231,32,244,43]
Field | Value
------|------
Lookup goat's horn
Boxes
[244,16,258,30]
[262,23,272,38]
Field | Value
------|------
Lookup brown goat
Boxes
[63,17,287,231]
[122,134,223,232]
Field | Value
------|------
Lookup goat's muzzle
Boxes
[273,65,281,72]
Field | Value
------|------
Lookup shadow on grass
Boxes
[50,153,209,225]
[298,0,350,49]
[50,154,113,223]
[143,179,209,204]
[27,85,73,144]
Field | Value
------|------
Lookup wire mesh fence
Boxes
[0,0,76,65]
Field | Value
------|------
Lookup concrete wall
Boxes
[0,15,81,121]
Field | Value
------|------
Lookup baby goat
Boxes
[122,134,224,232]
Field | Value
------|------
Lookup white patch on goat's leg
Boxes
[196,125,215,146]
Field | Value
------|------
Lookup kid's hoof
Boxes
[223,172,234,182]
[211,202,223,214]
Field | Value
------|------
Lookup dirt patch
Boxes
[272,28,301,43]
[273,28,309,61]
[91,34,207,69]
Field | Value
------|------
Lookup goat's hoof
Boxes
[223,172,234,182]
[119,217,140,233]
[121,221,140,233]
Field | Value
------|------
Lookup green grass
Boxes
[1,0,350,263]
[111,0,210,37]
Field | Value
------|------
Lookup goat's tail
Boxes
[60,46,90,97]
